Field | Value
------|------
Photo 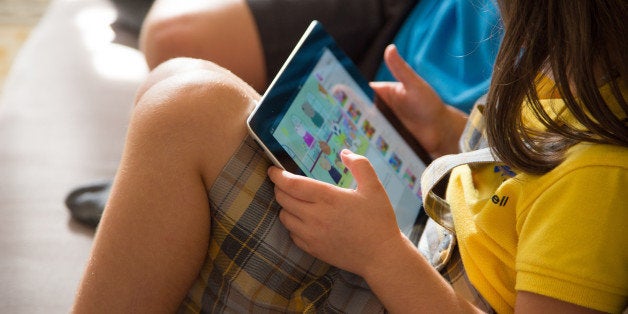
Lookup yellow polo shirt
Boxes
[447,81,628,313]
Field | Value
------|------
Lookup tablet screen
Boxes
[248,21,430,236]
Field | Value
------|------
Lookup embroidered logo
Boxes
[494,165,516,178]
[491,195,509,206]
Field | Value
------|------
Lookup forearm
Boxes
[399,101,468,159]
[361,234,483,313]
[436,106,468,156]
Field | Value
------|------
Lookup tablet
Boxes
[247,21,431,236]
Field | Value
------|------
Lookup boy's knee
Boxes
[128,57,258,181]
[134,58,259,138]
[135,57,258,108]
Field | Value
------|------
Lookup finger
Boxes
[274,186,311,219]
[339,150,382,193]
[383,44,430,90]
[278,209,305,233]
[288,232,312,255]
[268,167,313,201]
[369,81,404,106]
[268,166,338,203]
[277,211,314,254]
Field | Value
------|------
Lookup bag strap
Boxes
[420,148,497,233]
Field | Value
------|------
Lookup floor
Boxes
[0,0,148,312]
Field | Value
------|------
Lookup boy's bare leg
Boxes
[140,0,267,91]
[72,57,260,312]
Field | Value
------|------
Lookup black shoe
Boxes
[65,180,112,228]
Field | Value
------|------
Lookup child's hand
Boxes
[268,150,405,277]
[370,45,467,157]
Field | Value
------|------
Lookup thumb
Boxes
[383,44,431,91]
[370,81,404,107]
[340,150,382,193]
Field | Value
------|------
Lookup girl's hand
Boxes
[268,150,405,277]
[370,45,467,157]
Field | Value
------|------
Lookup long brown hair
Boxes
[486,0,628,174]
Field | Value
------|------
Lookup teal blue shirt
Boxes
[375,0,503,113]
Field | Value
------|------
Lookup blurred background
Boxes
[0,0,50,92]
[0,0,150,312]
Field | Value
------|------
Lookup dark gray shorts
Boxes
[246,0,417,82]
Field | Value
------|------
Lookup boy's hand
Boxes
[370,45,467,157]
[268,150,405,277]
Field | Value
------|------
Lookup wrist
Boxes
[359,232,418,283]
[432,105,467,157]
